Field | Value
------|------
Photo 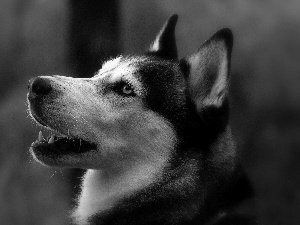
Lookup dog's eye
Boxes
[113,81,135,97]
[122,83,133,95]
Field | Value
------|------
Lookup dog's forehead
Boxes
[94,56,142,81]
[94,56,178,83]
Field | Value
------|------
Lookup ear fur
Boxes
[181,28,233,113]
[147,14,178,60]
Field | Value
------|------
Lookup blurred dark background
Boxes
[0,0,300,224]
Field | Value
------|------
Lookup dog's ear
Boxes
[147,14,178,60]
[181,28,233,114]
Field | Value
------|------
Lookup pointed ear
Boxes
[181,28,233,113]
[147,14,178,60]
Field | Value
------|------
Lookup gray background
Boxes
[1,0,300,224]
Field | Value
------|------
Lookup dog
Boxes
[27,14,256,225]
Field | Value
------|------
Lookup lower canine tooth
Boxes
[48,136,55,144]
[38,131,44,142]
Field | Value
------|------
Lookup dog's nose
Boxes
[28,77,52,96]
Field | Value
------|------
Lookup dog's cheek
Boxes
[85,110,177,169]
[122,111,177,163]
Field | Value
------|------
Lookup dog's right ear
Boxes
[147,14,178,60]
[180,28,233,116]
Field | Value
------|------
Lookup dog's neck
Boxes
[71,155,202,225]
[72,160,168,225]
[71,128,247,225]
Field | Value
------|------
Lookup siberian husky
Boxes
[27,14,256,225]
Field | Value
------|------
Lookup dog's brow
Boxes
[94,57,138,78]
[101,57,123,71]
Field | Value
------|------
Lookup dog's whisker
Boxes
[49,171,57,180]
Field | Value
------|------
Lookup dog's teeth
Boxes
[48,135,55,144]
[38,131,44,142]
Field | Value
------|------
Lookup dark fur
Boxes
[88,16,256,225]
[28,14,257,225]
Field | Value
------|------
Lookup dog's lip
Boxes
[30,131,97,157]
[30,109,86,141]
[30,109,48,127]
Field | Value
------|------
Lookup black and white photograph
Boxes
[0,1,300,225]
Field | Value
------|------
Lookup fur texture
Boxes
[27,14,256,225]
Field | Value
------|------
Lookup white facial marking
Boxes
[93,56,145,96]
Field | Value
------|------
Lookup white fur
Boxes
[150,37,160,52]
[94,56,145,96]
[72,114,176,225]
[73,165,160,224]
[188,42,228,108]
[203,50,228,107]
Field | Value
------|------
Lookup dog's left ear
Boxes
[147,14,178,60]
[181,28,233,113]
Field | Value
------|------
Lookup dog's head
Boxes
[27,15,233,171]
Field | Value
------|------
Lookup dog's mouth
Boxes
[29,110,97,159]
[29,105,97,157]
[31,131,97,157]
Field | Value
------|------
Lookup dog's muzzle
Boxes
[27,76,97,160]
